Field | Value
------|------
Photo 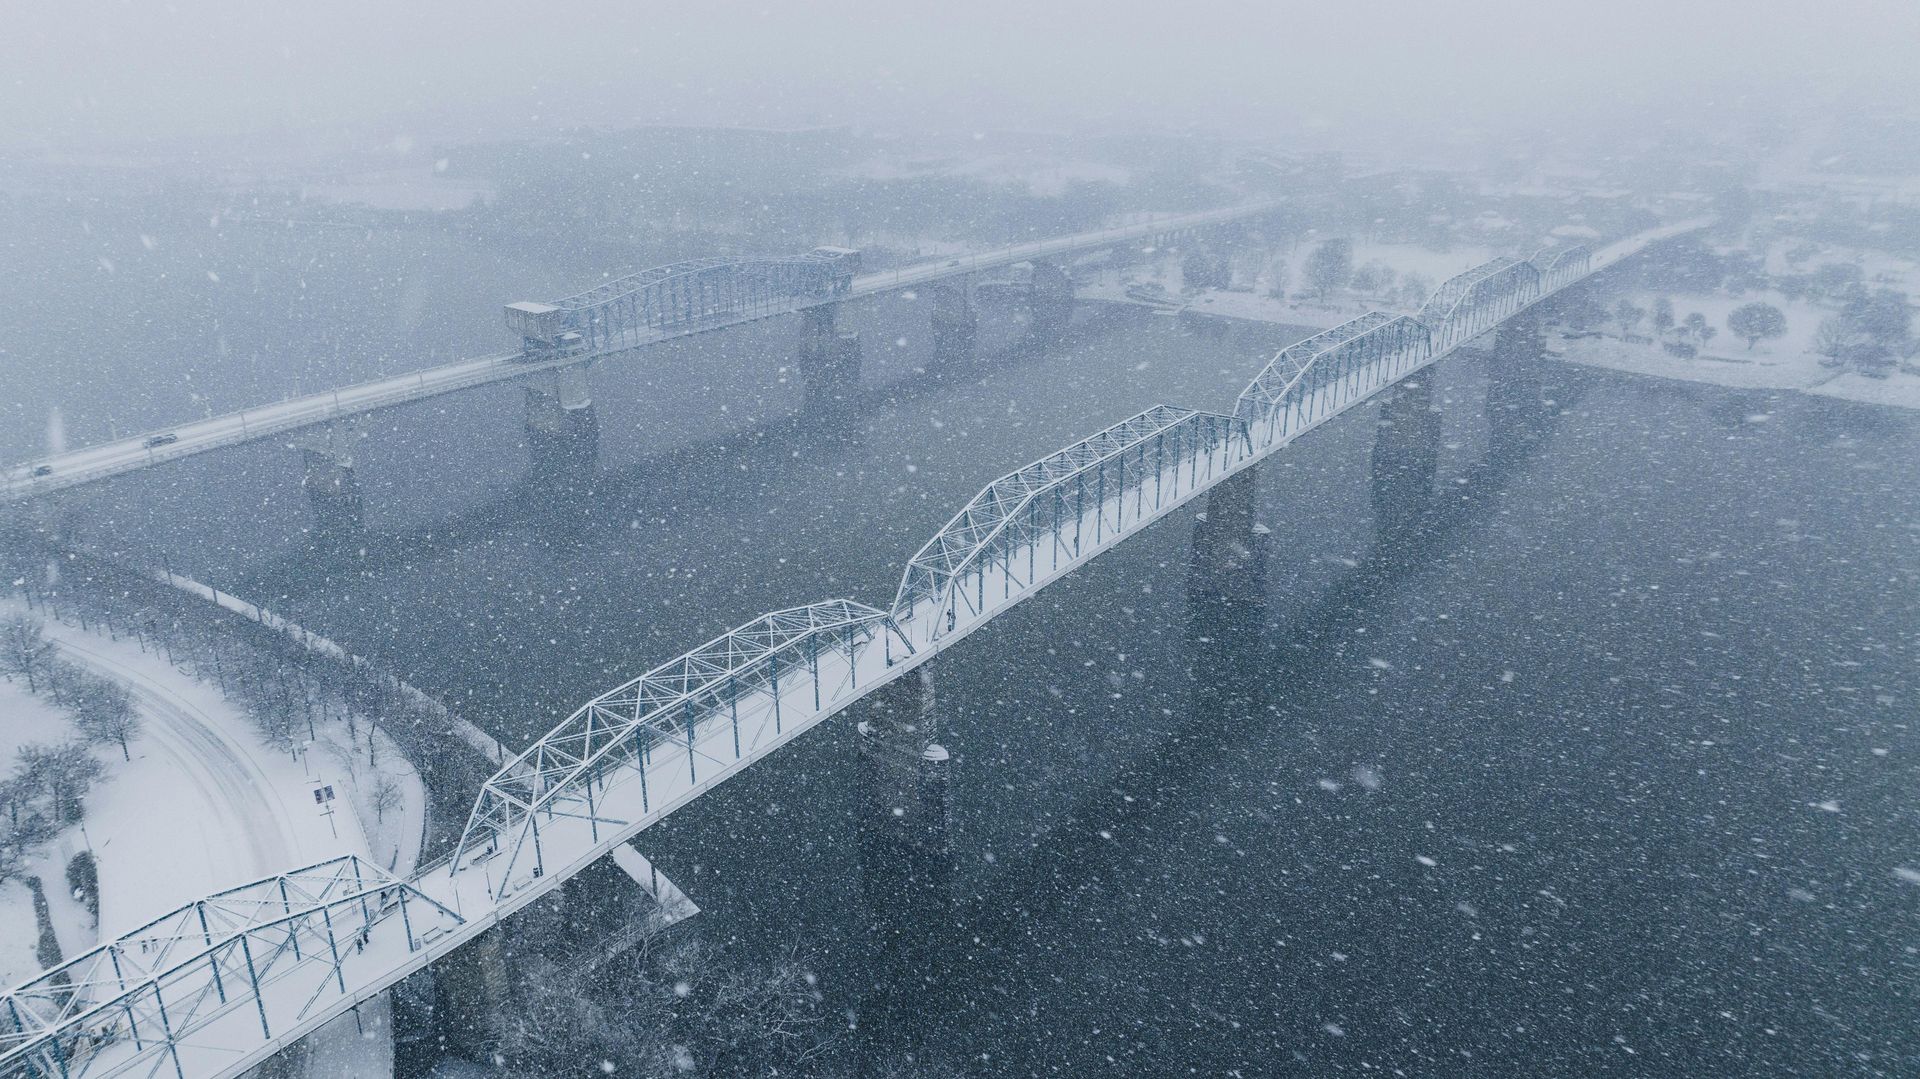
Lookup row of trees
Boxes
[1267,239,1433,309]
[1567,295,1792,355]
[1,543,492,859]
[0,616,141,759]
[0,615,137,890]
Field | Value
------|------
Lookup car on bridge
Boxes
[31,464,53,477]
[145,432,179,448]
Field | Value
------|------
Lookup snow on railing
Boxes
[0,856,461,1079]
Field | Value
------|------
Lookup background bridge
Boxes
[0,202,1277,504]
[0,219,1705,1079]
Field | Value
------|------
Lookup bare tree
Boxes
[16,741,103,824]
[72,676,141,761]
[1727,302,1787,350]
[0,775,58,885]
[371,776,402,822]
[0,616,55,694]
[1612,299,1646,339]
[1303,239,1354,301]
[1652,297,1675,337]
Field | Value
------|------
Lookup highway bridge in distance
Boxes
[0,202,1279,504]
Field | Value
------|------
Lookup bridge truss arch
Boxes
[450,600,915,900]
[508,253,851,355]
[1414,257,1544,352]
[1233,313,1434,449]
[891,403,1250,644]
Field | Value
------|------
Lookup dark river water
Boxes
[21,224,1918,1074]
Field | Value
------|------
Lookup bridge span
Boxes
[1,202,1278,504]
[0,220,1706,1079]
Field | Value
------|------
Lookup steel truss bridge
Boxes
[0,220,1705,1079]
[1,202,1276,503]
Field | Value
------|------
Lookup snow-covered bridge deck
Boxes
[0,221,1705,1079]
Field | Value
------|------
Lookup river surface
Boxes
[18,216,1918,1074]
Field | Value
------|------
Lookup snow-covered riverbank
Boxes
[0,597,426,990]
[1552,334,1920,411]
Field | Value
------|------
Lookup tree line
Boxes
[0,614,132,899]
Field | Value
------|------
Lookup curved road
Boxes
[51,635,302,912]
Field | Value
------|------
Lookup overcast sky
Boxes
[4,0,1917,151]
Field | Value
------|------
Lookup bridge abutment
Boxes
[523,366,599,482]
[1027,260,1074,343]
[1368,376,1441,543]
[798,303,862,408]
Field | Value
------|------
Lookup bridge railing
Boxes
[449,600,916,901]
[546,256,845,354]
[0,856,461,1079]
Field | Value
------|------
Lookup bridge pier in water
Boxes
[858,668,953,933]
[428,923,513,1060]
[1027,259,1074,342]
[1186,467,1270,716]
[1368,375,1441,544]
[798,303,862,408]
[295,421,366,545]
[927,279,977,367]
[523,365,599,482]
[1487,310,1550,457]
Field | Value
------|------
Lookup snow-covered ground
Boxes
[0,598,426,994]
[1761,237,1920,295]
[1343,239,1503,287]
[1552,288,1920,411]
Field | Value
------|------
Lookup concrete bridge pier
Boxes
[1027,260,1074,343]
[927,279,977,367]
[295,421,366,545]
[1185,467,1270,719]
[1368,376,1441,543]
[1191,466,1267,592]
[1487,310,1550,457]
[857,668,953,929]
[429,923,513,1060]
[797,303,862,408]
[523,365,599,482]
